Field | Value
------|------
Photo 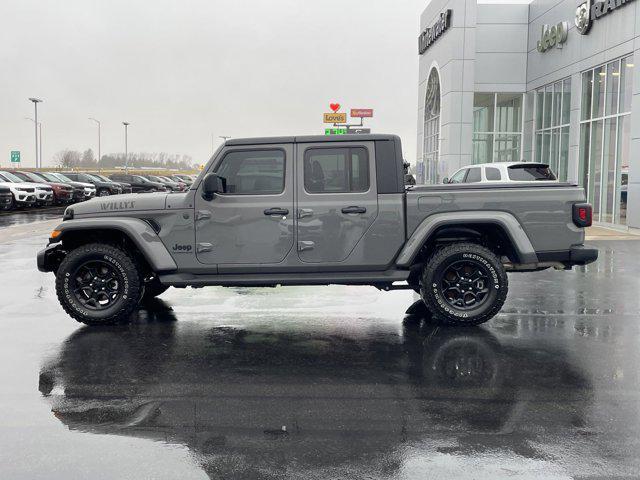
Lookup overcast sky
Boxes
[1,0,432,168]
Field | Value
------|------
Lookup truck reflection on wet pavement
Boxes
[1,236,640,478]
[38,298,629,479]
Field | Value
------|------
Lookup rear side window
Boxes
[485,167,501,181]
[508,165,557,181]
[304,147,369,193]
[216,149,285,195]
[465,168,481,183]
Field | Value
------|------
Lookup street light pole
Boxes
[28,98,43,169]
[25,117,42,169]
[89,118,101,164]
[123,122,130,172]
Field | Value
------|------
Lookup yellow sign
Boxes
[323,112,346,123]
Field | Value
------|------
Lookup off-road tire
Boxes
[55,243,142,326]
[420,243,508,326]
[98,188,110,197]
[142,278,170,301]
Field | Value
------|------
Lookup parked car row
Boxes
[0,170,197,211]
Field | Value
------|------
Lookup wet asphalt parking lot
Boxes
[1,211,640,479]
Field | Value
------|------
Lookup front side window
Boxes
[216,149,285,195]
[449,169,468,183]
[465,168,481,183]
[304,147,369,194]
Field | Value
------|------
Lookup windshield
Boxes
[52,173,73,182]
[41,173,61,182]
[507,165,557,181]
[94,174,110,182]
[85,174,103,182]
[0,171,25,183]
[133,176,151,183]
[26,172,48,182]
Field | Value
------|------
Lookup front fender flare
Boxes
[51,217,177,272]
[395,211,538,267]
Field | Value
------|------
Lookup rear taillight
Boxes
[573,203,592,228]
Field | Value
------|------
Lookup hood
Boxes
[29,182,53,190]
[70,192,169,216]
[0,181,39,190]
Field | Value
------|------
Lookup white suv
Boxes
[0,171,54,206]
[0,172,37,208]
[445,162,558,184]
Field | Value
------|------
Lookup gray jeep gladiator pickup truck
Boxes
[37,134,597,326]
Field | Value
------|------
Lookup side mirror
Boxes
[442,177,449,184]
[201,172,226,200]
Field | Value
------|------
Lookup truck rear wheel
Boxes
[55,243,142,326]
[420,243,508,326]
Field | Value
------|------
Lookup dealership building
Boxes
[416,0,640,228]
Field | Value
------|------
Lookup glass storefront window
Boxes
[496,94,522,132]
[552,81,562,127]
[473,94,495,136]
[579,55,633,225]
[619,55,633,113]
[592,66,605,119]
[581,70,593,121]
[473,93,523,164]
[422,67,441,184]
[494,134,521,162]
[616,116,630,224]
[605,61,620,116]
[561,77,571,125]
[534,77,571,181]
[472,133,493,163]
[543,85,553,128]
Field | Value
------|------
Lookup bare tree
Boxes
[55,150,81,168]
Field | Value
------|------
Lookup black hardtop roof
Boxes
[225,134,400,146]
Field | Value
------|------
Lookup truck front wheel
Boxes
[420,243,508,326]
[55,243,142,325]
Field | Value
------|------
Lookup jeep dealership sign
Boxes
[575,0,636,35]
[418,10,452,54]
[537,22,569,52]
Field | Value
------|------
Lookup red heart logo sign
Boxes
[330,103,340,113]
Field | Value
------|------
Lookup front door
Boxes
[296,142,378,264]
[194,145,295,265]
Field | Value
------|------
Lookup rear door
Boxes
[194,144,295,266]
[296,141,378,264]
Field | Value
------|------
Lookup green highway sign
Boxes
[10,151,20,163]
[324,128,347,135]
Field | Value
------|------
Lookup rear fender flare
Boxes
[395,211,537,267]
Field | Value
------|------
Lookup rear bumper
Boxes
[569,245,599,265]
[536,245,598,267]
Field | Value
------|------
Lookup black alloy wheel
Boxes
[69,260,123,311]
[439,259,491,310]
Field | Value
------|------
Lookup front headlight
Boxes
[16,187,30,192]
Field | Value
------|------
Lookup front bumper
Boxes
[37,243,65,273]
[0,194,12,210]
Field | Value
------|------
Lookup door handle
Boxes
[264,207,289,216]
[341,206,366,214]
